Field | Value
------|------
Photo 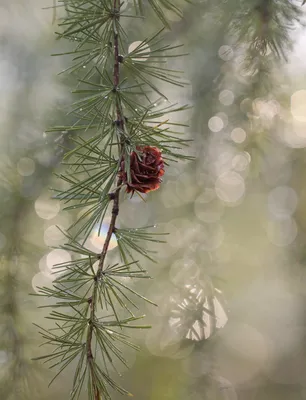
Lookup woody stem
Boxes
[85,1,125,399]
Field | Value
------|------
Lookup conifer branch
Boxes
[231,0,304,90]
[35,1,191,399]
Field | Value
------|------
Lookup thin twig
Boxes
[254,0,271,54]
[86,1,124,398]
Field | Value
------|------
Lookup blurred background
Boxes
[2,0,306,399]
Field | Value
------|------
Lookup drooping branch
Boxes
[35,1,191,399]
[85,1,125,399]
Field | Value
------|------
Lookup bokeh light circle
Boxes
[32,272,54,294]
[128,41,150,61]
[208,116,224,132]
[216,323,268,385]
[44,225,66,246]
[266,217,297,247]
[35,194,60,220]
[46,249,72,275]
[39,254,52,278]
[85,221,118,253]
[240,98,252,114]
[280,119,306,148]
[252,98,279,120]
[145,322,186,358]
[215,171,245,204]
[218,45,234,61]
[17,157,35,176]
[230,127,246,144]
[232,152,250,172]
[219,89,234,106]
[165,218,198,249]
[214,151,234,176]
[291,90,306,122]
[268,186,298,219]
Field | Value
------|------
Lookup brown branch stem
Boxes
[254,0,271,53]
[86,0,124,399]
